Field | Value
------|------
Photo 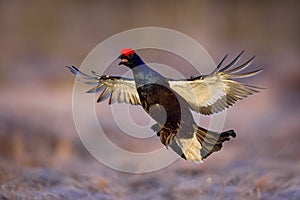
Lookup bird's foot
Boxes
[165,132,176,148]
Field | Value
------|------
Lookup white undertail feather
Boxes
[175,134,203,163]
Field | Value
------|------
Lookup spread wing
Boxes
[169,51,264,115]
[66,66,141,105]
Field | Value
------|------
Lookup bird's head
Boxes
[118,48,144,69]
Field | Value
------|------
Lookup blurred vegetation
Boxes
[0,1,299,86]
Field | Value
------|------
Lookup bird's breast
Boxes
[137,83,187,124]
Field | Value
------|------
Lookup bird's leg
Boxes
[165,134,173,148]
[162,127,177,149]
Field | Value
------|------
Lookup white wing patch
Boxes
[169,53,263,115]
[91,78,141,105]
[67,66,141,105]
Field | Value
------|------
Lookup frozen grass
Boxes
[0,85,299,199]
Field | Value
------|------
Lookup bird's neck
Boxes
[132,64,168,89]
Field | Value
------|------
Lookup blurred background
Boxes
[0,1,299,199]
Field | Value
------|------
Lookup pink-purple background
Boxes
[0,1,299,199]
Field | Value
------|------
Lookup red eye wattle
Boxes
[120,48,135,57]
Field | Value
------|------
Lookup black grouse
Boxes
[67,48,263,163]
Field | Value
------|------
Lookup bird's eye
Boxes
[128,54,133,59]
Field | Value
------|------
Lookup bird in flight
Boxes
[67,48,263,163]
